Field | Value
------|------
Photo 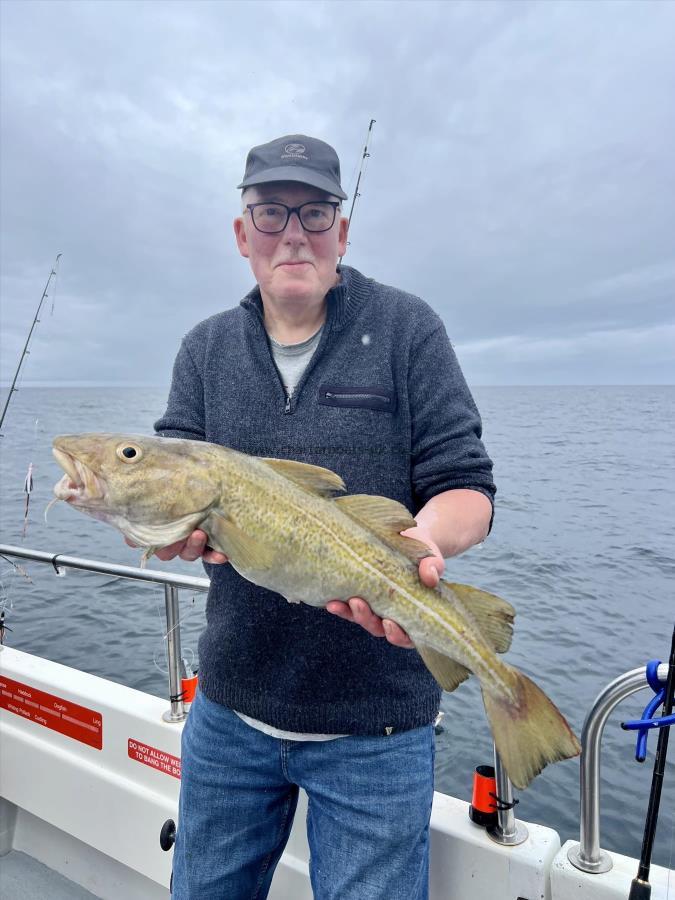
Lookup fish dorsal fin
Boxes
[439,581,515,654]
[334,494,433,563]
[417,644,471,693]
[262,458,346,497]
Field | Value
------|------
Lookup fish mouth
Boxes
[52,448,106,504]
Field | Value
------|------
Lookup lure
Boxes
[22,462,34,539]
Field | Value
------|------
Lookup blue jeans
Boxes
[171,690,435,899]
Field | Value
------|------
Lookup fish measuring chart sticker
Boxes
[0,675,103,749]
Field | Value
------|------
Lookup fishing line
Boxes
[339,119,376,265]
[667,811,673,899]
[49,253,61,316]
[152,646,196,678]
[0,576,13,645]
[1,256,61,541]
[666,766,674,899]
[361,127,374,182]
[343,120,377,202]
[361,125,375,176]
[0,554,33,583]
[344,154,361,206]
[0,555,32,645]
[0,253,61,436]
[151,589,200,676]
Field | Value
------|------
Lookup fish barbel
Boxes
[52,432,580,787]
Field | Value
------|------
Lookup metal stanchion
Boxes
[162,584,186,722]
[486,747,528,846]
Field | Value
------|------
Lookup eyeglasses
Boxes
[245,201,341,234]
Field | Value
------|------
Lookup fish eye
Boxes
[116,443,143,463]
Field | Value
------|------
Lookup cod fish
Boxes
[52,433,580,788]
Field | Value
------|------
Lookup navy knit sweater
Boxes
[154,265,495,735]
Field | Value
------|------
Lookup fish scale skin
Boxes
[213,451,514,698]
[52,434,513,700]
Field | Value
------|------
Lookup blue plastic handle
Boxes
[621,659,671,762]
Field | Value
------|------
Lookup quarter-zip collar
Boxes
[239,264,371,333]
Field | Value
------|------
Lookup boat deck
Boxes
[1,849,100,899]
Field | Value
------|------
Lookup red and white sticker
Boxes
[128,738,181,779]
[0,675,102,750]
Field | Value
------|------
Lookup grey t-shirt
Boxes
[237,322,344,740]
[269,325,324,398]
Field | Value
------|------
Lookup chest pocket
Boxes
[318,384,396,413]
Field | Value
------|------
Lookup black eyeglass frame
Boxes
[245,201,342,234]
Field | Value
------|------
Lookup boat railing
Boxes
[567,661,669,874]
[0,544,612,852]
[0,543,209,722]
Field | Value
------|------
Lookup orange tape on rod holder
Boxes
[469,764,498,827]
[181,675,198,704]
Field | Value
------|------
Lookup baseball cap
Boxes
[237,134,347,200]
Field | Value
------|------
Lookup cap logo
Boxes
[282,142,309,161]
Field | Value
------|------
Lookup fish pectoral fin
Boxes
[417,644,471,693]
[139,546,160,568]
[203,512,275,571]
[438,581,515,654]
[123,509,212,550]
[262,458,346,497]
[334,495,433,563]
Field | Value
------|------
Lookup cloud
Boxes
[582,261,675,301]
[456,322,675,384]
[1,0,674,386]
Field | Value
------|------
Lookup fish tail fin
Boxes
[481,666,580,789]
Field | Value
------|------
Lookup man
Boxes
[153,134,495,899]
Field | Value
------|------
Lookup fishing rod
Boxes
[0,253,61,436]
[627,623,675,900]
[339,119,376,265]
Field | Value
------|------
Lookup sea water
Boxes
[0,385,673,867]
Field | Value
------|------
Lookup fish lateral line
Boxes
[281,489,506,685]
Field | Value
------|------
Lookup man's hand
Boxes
[325,528,444,648]
[125,530,228,564]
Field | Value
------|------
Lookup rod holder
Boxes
[486,747,528,846]
[162,584,187,722]
[567,663,668,874]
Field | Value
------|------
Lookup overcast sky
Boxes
[1,0,673,387]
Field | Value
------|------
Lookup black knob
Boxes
[160,819,176,851]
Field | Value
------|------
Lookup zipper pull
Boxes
[284,395,292,414]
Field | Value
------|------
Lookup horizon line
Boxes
[2,381,674,389]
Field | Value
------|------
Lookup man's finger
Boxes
[325,600,353,621]
[382,619,415,648]
[154,546,178,561]
[348,597,386,637]
[419,556,444,588]
[180,532,207,562]
[326,598,412,647]
[202,548,228,564]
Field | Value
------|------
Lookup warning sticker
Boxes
[128,738,181,779]
[0,675,102,750]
